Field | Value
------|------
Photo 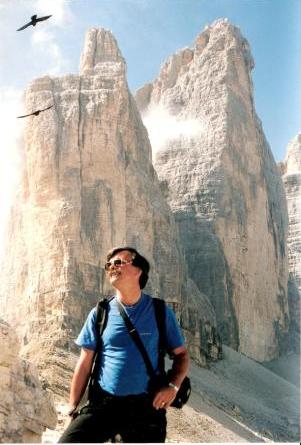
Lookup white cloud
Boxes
[34,0,74,28]
[142,105,204,158]
[0,88,24,255]
[31,28,66,75]
[0,0,75,84]
[28,0,75,75]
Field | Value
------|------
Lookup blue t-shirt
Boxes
[76,293,184,395]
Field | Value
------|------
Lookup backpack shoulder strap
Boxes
[95,295,114,339]
[152,297,167,374]
[88,296,113,392]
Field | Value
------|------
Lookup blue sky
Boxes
[0,0,300,248]
[0,0,300,159]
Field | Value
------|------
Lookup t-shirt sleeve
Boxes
[75,307,98,350]
[165,306,185,351]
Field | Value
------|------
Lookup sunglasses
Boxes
[104,259,133,271]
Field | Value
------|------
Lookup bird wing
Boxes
[17,112,35,118]
[16,21,32,31]
[36,15,52,22]
[17,104,53,118]
[41,105,54,112]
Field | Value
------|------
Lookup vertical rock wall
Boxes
[280,134,301,352]
[135,19,289,362]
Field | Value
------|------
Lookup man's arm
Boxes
[166,345,190,388]
[67,347,95,415]
[152,345,189,410]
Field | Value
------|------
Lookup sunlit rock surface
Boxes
[0,319,57,443]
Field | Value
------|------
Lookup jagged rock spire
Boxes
[79,28,126,76]
[135,19,289,362]
[283,133,301,174]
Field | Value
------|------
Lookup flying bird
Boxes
[17,105,54,119]
[17,14,52,31]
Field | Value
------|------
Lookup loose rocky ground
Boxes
[166,395,265,443]
[43,346,300,443]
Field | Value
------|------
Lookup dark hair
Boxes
[106,246,150,289]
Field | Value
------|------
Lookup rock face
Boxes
[0,319,57,443]
[280,134,301,352]
[0,28,220,397]
[135,19,289,362]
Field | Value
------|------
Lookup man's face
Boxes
[105,250,141,288]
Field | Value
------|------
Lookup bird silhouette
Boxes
[17,105,54,119]
[17,14,52,31]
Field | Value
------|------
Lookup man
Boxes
[59,246,189,443]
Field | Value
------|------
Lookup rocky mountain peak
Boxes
[283,133,301,175]
[135,20,289,362]
[79,27,126,76]
[197,18,254,69]
[136,18,255,119]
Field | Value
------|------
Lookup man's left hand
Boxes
[152,386,177,410]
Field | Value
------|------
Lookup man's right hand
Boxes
[67,347,95,417]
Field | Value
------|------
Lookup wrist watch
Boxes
[168,382,179,392]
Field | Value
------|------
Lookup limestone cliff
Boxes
[0,319,57,443]
[135,19,289,362]
[0,28,219,397]
[281,134,301,352]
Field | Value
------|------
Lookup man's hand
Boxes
[152,386,178,410]
[152,345,189,410]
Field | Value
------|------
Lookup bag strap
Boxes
[89,296,113,389]
[116,299,157,378]
[152,297,167,374]
[95,296,114,337]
